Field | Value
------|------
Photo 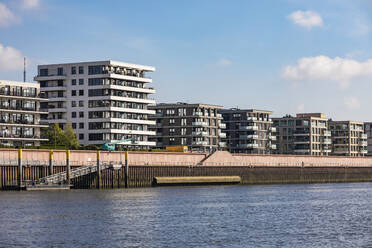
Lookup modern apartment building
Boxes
[34,60,156,148]
[273,113,332,156]
[0,80,48,147]
[220,108,276,154]
[149,103,226,152]
[364,122,372,156]
[329,121,367,156]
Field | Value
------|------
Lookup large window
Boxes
[88,65,105,75]
[40,69,48,76]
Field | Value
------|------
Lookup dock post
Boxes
[66,150,70,185]
[49,150,54,175]
[97,150,101,189]
[124,151,129,188]
[18,148,22,189]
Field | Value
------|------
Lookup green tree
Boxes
[62,122,80,149]
[46,123,64,147]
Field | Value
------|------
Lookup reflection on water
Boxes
[1,183,372,247]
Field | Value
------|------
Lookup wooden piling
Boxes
[66,150,70,185]
[49,150,53,176]
[18,149,22,189]
[124,151,129,188]
[96,150,101,189]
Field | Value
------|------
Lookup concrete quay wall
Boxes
[0,149,372,167]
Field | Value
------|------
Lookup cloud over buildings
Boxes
[0,44,25,71]
[282,55,372,88]
[0,3,19,28]
[20,0,40,9]
[288,10,323,29]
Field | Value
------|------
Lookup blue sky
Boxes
[1,0,372,121]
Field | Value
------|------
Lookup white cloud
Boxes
[216,58,232,67]
[282,55,372,88]
[0,44,25,71]
[288,10,323,29]
[20,0,40,9]
[344,96,360,110]
[297,103,305,112]
[0,3,19,28]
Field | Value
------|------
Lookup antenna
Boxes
[23,57,26,82]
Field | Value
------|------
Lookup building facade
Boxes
[220,108,276,154]
[34,60,156,148]
[329,121,367,156]
[273,113,332,156]
[0,80,48,147]
[149,103,226,152]
[364,122,372,156]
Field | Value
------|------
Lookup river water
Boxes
[1,183,372,248]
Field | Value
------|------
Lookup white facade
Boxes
[34,60,156,148]
[0,80,48,147]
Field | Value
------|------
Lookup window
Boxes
[79,66,84,74]
[71,101,76,107]
[79,123,84,129]
[72,112,76,118]
[88,78,104,86]
[79,90,84,96]
[169,119,175,124]
[79,133,84,139]
[181,119,187,126]
[88,65,105,75]
[79,112,84,118]
[40,68,48,76]
[79,100,84,107]
[71,67,76,75]
[71,90,76,96]
[57,67,63,75]
[72,123,76,129]
[72,79,76,85]
[79,79,84,85]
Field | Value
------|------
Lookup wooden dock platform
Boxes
[153,176,241,186]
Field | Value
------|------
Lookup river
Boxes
[1,183,372,247]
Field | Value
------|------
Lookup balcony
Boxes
[218,132,226,138]
[271,144,277,149]
[360,141,368,146]
[238,143,258,149]
[192,131,209,136]
[269,135,277,141]
[219,123,226,129]
[218,142,226,147]
[239,134,258,139]
[360,149,368,154]
[270,127,277,132]
[216,113,222,118]
[192,122,208,127]
[361,134,368,139]
[194,112,203,116]
[239,125,258,131]
[324,131,331,136]
[192,141,208,146]
[323,138,332,144]
[247,117,257,121]
[34,74,67,81]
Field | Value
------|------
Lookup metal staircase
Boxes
[36,162,116,186]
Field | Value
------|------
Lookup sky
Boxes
[1,0,372,121]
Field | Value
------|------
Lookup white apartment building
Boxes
[0,80,48,147]
[34,60,156,148]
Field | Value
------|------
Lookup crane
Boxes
[101,138,135,151]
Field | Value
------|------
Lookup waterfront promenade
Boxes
[1,149,372,189]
